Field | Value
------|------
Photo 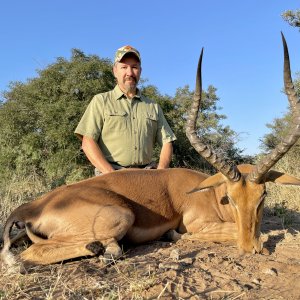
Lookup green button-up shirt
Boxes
[75,85,176,166]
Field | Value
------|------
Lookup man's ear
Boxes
[265,170,300,185]
[187,173,226,194]
[112,65,117,77]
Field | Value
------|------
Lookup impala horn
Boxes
[248,33,300,183]
[186,48,241,182]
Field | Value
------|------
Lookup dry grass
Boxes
[265,146,300,212]
[0,158,300,299]
[0,254,159,300]
[2,231,300,299]
[0,173,48,224]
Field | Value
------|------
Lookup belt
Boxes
[126,164,149,169]
[110,162,150,169]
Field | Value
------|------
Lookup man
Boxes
[75,45,176,175]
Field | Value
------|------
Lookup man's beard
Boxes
[124,78,137,94]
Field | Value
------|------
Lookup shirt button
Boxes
[134,147,137,150]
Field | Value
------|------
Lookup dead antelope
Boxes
[1,33,300,267]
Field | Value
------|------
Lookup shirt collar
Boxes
[113,85,142,101]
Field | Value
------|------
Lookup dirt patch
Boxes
[1,214,300,299]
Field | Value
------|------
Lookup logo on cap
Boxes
[114,45,141,63]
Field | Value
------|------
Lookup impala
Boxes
[1,33,300,267]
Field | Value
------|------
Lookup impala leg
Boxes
[96,238,123,263]
[19,239,103,265]
[182,222,238,242]
[19,208,134,265]
[90,205,135,263]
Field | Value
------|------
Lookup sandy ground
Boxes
[1,213,300,300]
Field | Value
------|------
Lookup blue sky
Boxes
[1,1,299,155]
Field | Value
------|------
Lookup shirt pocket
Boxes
[104,110,128,132]
[143,111,158,136]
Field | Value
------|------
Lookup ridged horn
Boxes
[248,33,300,183]
[186,48,241,182]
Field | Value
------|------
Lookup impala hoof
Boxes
[86,241,105,256]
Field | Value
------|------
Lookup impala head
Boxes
[225,166,265,254]
[186,33,300,254]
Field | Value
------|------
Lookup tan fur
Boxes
[1,165,300,265]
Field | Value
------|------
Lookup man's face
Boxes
[113,55,141,95]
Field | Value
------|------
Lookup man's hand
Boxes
[81,136,115,174]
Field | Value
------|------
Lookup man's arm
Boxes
[154,104,176,169]
[81,136,115,174]
[157,142,173,169]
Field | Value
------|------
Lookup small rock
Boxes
[261,247,270,255]
[222,260,229,267]
[159,262,181,270]
[252,278,261,285]
[180,257,193,266]
[263,268,278,276]
[170,249,180,261]
[208,252,216,258]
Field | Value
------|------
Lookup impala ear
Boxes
[265,170,300,185]
[187,173,226,194]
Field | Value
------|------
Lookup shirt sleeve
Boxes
[156,104,177,146]
[74,94,105,141]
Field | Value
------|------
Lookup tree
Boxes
[260,10,300,153]
[0,49,115,187]
[282,10,300,29]
[0,49,247,191]
[257,10,300,210]
[142,84,249,172]
[259,78,300,210]
[260,68,300,153]
[172,85,249,171]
